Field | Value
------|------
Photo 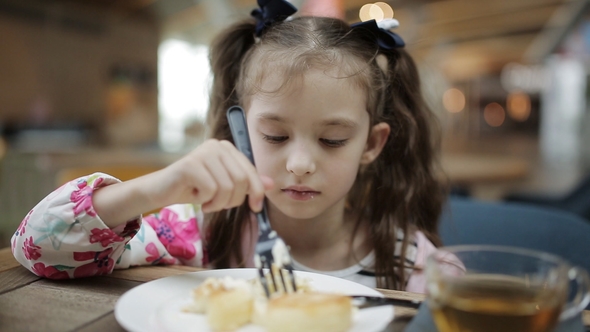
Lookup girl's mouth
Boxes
[281,188,320,201]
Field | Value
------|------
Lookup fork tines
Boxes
[255,237,298,297]
[257,255,297,297]
[277,262,297,293]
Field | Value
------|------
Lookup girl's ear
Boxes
[360,122,390,165]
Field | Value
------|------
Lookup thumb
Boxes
[247,175,274,213]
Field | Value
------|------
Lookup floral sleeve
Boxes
[11,173,207,279]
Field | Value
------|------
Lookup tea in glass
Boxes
[426,246,590,332]
[429,274,563,332]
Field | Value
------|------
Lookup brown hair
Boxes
[205,16,446,290]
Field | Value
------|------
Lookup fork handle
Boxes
[226,106,272,233]
[227,106,256,165]
[254,206,271,234]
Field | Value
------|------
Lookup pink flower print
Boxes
[22,237,42,260]
[70,178,103,217]
[32,262,70,279]
[16,209,33,237]
[145,242,177,265]
[144,209,200,260]
[73,248,115,278]
[89,228,124,247]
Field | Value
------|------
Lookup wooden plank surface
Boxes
[378,288,425,317]
[378,288,426,301]
[75,312,126,332]
[0,266,40,294]
[0,277,139,332]
[107,264,204,283]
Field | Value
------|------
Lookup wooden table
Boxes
[441,154,530,185]
[0,247,420,331]
[1,247,588,331]
[440,153,531,200]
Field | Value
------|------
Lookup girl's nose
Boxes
[285,145,316,176]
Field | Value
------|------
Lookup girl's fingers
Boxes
[181,139,270,213]
[189,164,218,207]
[247,175,275,212]
[200,156,235,212]
[219,153,250,209]
[221,141,267,212]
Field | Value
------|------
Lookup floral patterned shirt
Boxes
[11,173,204,279]
[11,173,436,293]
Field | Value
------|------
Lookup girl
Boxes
[11,0,445,292]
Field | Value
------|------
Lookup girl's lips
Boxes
[281,188,320,201]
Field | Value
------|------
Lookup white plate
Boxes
[115,268,395,332]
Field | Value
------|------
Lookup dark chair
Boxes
[439,196,590,279]
[504,172,590,221]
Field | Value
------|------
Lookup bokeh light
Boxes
[374,2,394,19]
[506,91,531,122]
[483,102,506,127]
[442,88,466,113]
[360,2,394,22]
[359,4,375,21]
[370,4,384,21]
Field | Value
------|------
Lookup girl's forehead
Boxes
[246,68,370,124]
[254,66,367,99]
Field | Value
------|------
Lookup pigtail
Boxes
[206,19,257,268]
[385,49,444,245]
[349,47,446,289]
[207,19,257,142]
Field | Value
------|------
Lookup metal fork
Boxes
[226,105,298,297]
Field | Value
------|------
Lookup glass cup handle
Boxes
[560,266,590,321]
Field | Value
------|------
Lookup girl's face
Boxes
[246,68,389,220]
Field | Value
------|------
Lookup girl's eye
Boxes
[262,135,288,144]
[320,138,348,147]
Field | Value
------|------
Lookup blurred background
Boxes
[1,0,590,248]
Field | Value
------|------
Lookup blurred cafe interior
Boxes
[1,0,590,248]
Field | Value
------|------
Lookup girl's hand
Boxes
[148,139,273,213]
[92,139,273,227]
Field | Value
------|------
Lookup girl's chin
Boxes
[269,201,323,220]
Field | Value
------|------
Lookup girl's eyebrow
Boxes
[256,112,357,128]
[257,113,285,122]
[320,118,358,128]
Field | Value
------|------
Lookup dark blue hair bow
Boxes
[350,19,405,49]
[251,0,298,37]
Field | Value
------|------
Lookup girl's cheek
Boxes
[250,140,269,167]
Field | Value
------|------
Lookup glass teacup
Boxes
[425,245,590,332]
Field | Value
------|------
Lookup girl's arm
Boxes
[93,139,270,228]
[11,139,273,279]
[11,173,207,279]
[11,173,145,279]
